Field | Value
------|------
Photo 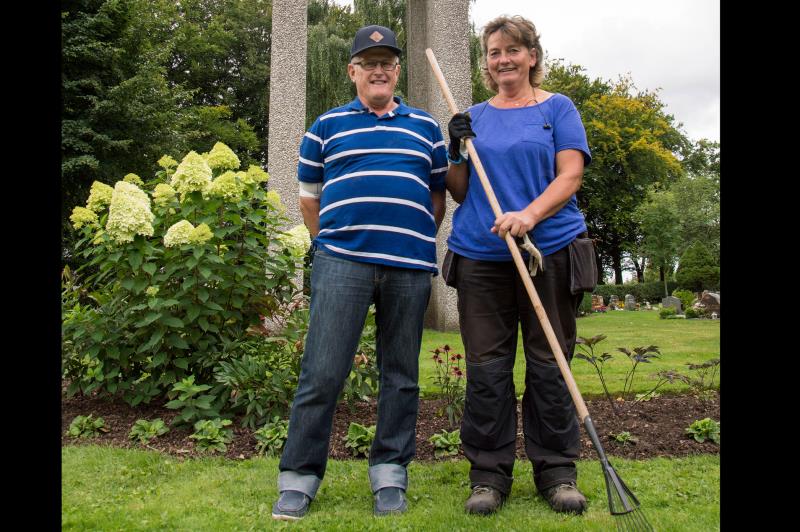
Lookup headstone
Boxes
[697,291,720,317]
[662,296,682,313]
[644,301,652,310]
[591,294,605,311]
[609,295,620,310]
[624,294,636,310]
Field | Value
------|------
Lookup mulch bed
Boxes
[62,388,719,461]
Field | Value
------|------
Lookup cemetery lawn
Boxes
[420,310,720,398]
[63,446,719,531]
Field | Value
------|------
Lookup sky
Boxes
[332,0,720,143]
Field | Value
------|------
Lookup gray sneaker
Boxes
[272,490,311,521]
[374,487,407,516]
[464,485,505,515]
[541,482,587,514]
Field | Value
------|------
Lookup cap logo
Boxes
[369,31,384,42]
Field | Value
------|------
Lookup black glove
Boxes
[447,112,475,161]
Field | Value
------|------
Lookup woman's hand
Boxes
[491,210,537,239]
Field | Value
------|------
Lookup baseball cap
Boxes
[350,25,402,58]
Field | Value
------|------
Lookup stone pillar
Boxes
[407,0,472,330]
[267,0,308,227]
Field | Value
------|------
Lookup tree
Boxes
[635,189,681,296]
[674,139,720,259]
[675,241,720,292]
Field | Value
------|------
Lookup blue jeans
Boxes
[278,249,432,499]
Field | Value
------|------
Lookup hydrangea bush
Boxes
[63,143,311,409]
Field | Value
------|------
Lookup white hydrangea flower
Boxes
[266,191,285,214]
[70,206,98,229]
[241,165,269,185]
[123,173,144,186]
[170,151,213,197]
[189,223,213,245]
[163,220,195,247]
[152,183,177,206]
[207,171,243,200]
[105,181,155,244]
[157,155,178,170]
[278,224,311,259]
[205,142,240,171]
[86,181,114,212]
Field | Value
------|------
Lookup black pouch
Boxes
[568,237,597,294]
[442,249,458,288]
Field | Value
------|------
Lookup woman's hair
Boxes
[480,15,545,92]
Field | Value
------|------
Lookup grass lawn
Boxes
[420,310,720,398]
[63,446,719,531]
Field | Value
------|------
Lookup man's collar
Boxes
[346,96,411,116]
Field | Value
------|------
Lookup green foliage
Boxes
[67,415,108,438]
[574,335,616,412]
[610,431,638,446]
[430,345,466,428]
[62,145,306,411]
[128,418,169,444]
[686,418,720,444]
[344,422,375,458]
[659,307,677,319]
[189,418,233,453]
[634,189,681,297]
[684,307,699,319]
[675,241,720,292]
[578,292,593,316]
[672,290,695,313]
[593,281,678,306]
[165,376,221,426]
[340,307,380,406]
[618,345,661,401]
[254,416,290,456]
[428,429,461,458]
[213,315,307,429]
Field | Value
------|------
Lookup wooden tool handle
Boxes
[425,48,590,422]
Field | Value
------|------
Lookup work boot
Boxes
[464,485,505,515]
[272,490,311,520]
[541,482,587,514]
[374,487,407,516]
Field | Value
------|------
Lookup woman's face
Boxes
[485,30,536,91]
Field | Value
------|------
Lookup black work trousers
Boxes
[453,245,582,495]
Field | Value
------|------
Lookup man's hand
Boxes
[491,210,537,239]
[447,112,475,161]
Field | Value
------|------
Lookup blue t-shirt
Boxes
[298,96,448,273]
[447,93,591,260]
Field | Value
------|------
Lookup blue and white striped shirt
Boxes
[298,96,447,273]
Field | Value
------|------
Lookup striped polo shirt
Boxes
[297,96,448,273]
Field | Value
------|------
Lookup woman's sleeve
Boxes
[552,96,592,167]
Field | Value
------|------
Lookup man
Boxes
[272,25,447,520]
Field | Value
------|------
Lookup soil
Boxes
[61,388,720,462]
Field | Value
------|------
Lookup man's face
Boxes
[348,47,400,108]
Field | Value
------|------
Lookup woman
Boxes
[443,15,595,516]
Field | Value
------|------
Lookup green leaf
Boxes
[186,256,199,269]
[133,277,149,294]
[142,263,156,276]
[205,301,224,311]
[197,288,209,303]
[186,305,202,323]
[135,312,161,328]
[121,278,136,291]
[183,277,197,290]
[152,352,167,367]
[198,266,212,279]
[193,247,205,260]
[128,251,143,272]
[198,317,210,332]
[166,333,189,349]
[160,316,184,328]
[173,358,189,370]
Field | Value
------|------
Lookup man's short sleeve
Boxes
[298,119,324,183]
[430,123,447,192]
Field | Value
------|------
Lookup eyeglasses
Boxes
[352,60,399,72]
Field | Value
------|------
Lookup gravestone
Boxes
[609,295,620,310]
[697,291,720,318]
[624,294,636,311]
[591,294,605,311]
[662,296,682,313]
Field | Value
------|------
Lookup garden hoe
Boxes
[426,48,653,532]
